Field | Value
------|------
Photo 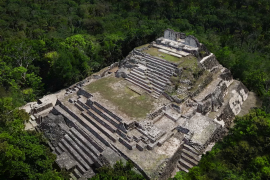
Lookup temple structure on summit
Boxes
[25,29,253,180]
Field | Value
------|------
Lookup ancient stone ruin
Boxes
[26,29,254,180]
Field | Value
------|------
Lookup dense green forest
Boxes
[0,0,270,179]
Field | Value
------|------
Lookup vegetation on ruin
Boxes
[142,47,181,63]
[0,0,270,179]
[0,97,68,179]
[85,77,154,119]
[90,160,145,180]
[173,108,270,180]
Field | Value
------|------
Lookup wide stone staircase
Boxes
[126,52,177,98]
[177,143,201,173]
[54,127,101,179]
[52,99,126,179]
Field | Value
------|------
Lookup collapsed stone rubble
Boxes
[24,29,253,180]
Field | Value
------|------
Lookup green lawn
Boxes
[85,77,154,119]
[142,47,181,63]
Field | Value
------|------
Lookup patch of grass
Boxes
[178,55,199,72]
[85,77,154,119]
[170,76,180,85]
[142,47,181,63]
[189,70,210,93]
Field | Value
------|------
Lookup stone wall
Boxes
[152,136,184,180]
[77,89,93,98]
[200,53,220,71]
[196,81,227,115]
[200,123,222,152]
[77,98,90,110]
[94,102,122,122]
[148,106,166,120]
[109,62,119,70]
[184,35,200,48]
[32,102,53,114]
[213,81,249,127]
[164,29,181,41]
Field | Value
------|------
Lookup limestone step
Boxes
[55,147,63,155]
[81,112,117,142]
[92,104,120,127]
[53,105,77,126]
[119,137,134,150]
[182,149,201,161]
[181,153,199,166]
[55,104,106,151]
[130,70,147,80]
[183,143,200,156]
[145,63,172,77]
[144,54,177,68]
[72,125,105,152]
[147,72,168,83]
[133,68,146,76]
[127,77,152,92]
[93,102,122,122]
[60,138,91,170]
[150,78,167,87]
[90,105,119,128]
[126,78,152,93]
[74,102,84,111]
[148,73,168,83]
[157,132,174,146]
[177,163,189,173]
[151,81,165,91]
[151,92,160,99]
[143,55,176,70]
[158,49,183,58]
[146,71,171,82]
[57,142,87,174]
[76,164,87,175]
[73,168,82,179]
[70,172,77,180]
[127,73,149,85]
[148,69,171,80]
[66,132,98,164]
[87,109,117,133]
[128,73,150,85]
[179,158,193,169]
[70,127,100,156]
[152,84,164,93]
[144,59,175,73]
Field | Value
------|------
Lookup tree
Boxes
[0,97,65,180]
[90,160,145,180]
